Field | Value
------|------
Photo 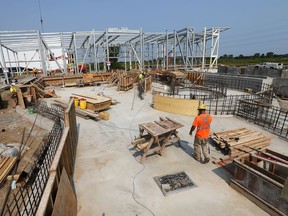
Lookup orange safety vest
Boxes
[192,113,213,138]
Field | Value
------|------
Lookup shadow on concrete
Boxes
[212,162,235,184]
[178,140,195,157]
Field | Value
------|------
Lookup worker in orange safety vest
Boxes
[189,103,213,163]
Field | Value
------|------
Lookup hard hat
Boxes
[12,83,16,86]
[198,104,206,110]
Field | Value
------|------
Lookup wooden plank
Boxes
[50,128,69,172]
[136,142,151,151]
[228,133,265,146]
[265,149,288,161]
[251,154,288,169]
[213,128,247,137]
[0,157,17,184]
[260,152,288,165]
[230,142,270,158]
[131,138,146,145]
[229,136,271,148]
[72,93,111,103]
[37,172,57,215]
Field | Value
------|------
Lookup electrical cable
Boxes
[126,93,156,216]
[86,90,155,215]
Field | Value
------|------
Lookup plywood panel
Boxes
[154,95,199,116]
[52,168,77,216]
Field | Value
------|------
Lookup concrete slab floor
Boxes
[54,85,288,216]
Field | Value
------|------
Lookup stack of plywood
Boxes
[0,157,17,184]
[211,128,271,163]
[72,93,112,112]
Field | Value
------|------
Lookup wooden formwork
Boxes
[37,99,78,216]
[42,72,112,86]
[186,72,204,85]
[118,74,134,91]
[231,149,288,215]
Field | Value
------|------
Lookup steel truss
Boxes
[0,27,228,76]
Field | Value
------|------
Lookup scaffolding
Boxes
[0,27,229,76]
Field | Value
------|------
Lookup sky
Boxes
[0,0,287,56]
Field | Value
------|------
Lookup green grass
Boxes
[218,57,288,67]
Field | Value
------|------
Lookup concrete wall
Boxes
[218,65,283,78]
[218,66,240,75]
[245,66,282,78]
[281,70,288,78]
[205,73,263,92]
[272,78,288,97]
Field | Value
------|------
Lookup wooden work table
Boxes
[132,117,184,163]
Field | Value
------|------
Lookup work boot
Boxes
[193,155,200,162]
[203,157,210,164]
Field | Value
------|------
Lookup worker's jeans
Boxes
[194,136,209,161]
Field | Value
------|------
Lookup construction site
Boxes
[0,28,288,216]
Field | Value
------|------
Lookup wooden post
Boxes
[30,86,36,102]
[16,88,25,109]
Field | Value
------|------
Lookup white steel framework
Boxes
[0,27,229,76]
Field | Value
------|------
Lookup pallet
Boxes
[211,128,271,164]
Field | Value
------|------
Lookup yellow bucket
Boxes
[79,98,87,109]
[73,97,79,107]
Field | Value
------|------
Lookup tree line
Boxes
[220,52,288,59]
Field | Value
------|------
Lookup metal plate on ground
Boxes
[154,171,196,196]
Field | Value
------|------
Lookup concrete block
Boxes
[273,78,288,97]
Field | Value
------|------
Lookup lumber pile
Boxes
[0,156,17,184]
[53,99,99,120]
[72,93,112,111]
[211,128,271,164]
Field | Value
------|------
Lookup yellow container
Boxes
[79,98,87,109]
[73,97,79,107]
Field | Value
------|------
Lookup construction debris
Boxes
[211,128,271,164]
[131,117,183,163]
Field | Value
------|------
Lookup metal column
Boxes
[166,30,169,70]
[140,28,144,71]
[93,29,97,72]
[174,30,177,71]
[0,40,6,68]
[37,31,47,76]
[60,33,67,74]
[73,33,79,73]
[202,27,207,70]
[105,29,110,71]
